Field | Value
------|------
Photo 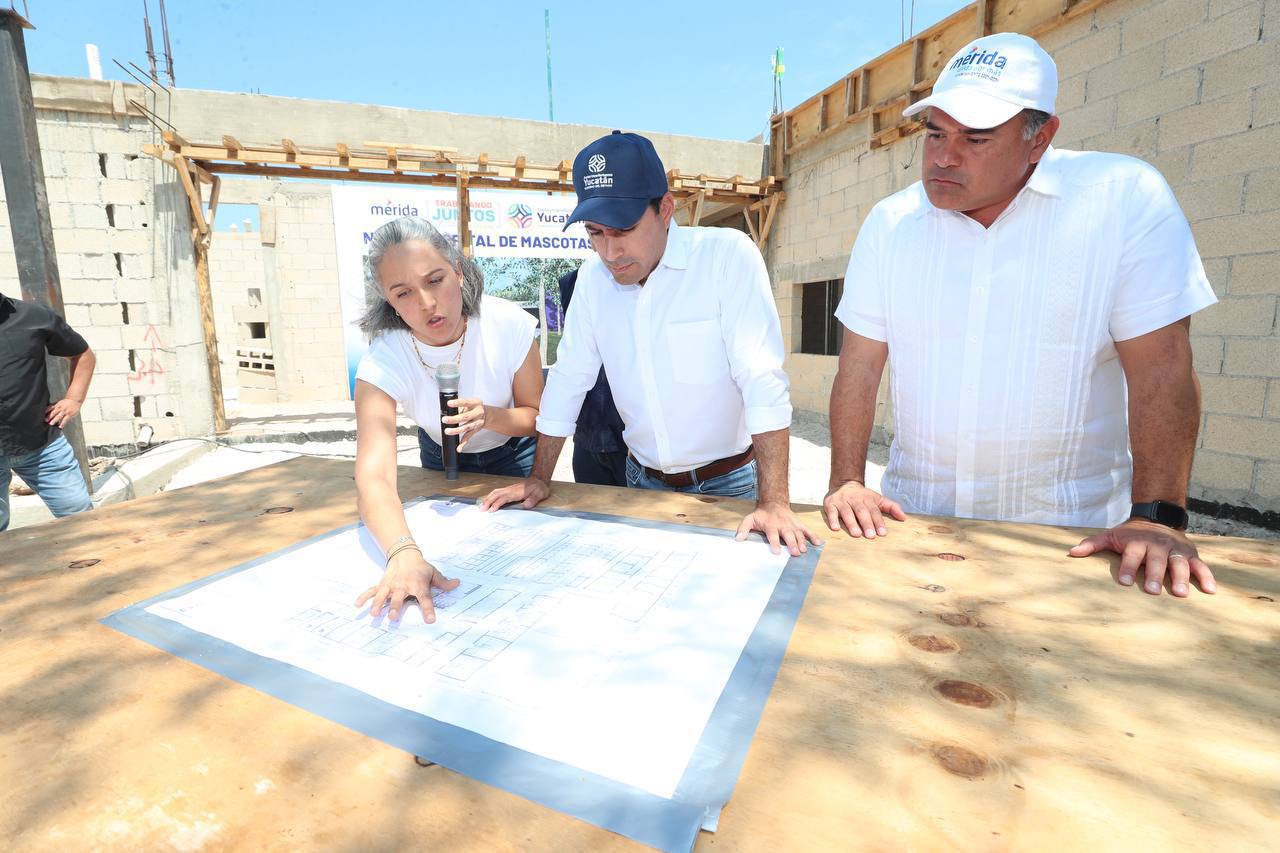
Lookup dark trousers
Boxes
[417,429,537,478]
[572,443,627,487]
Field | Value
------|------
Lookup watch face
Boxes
[1154,501,1189,530]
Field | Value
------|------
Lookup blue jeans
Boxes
[1,433,93,532]
[572,445,627,488]
[625,455,758,501]
[417,429,536,478]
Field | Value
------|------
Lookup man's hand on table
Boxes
[1069,519,1217,597]
[822,480,907,539]
[480,477,551,512]
[736,500,823,557]
[355,552,460,623]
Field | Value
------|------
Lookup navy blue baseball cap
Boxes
[564,131,669,231]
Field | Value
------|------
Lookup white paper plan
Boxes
[146,499,790,798]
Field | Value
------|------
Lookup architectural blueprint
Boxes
[144,498,792,799]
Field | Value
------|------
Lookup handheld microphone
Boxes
[436,362,460,481]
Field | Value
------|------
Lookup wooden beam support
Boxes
[336,142,349,161]
[456,171,471,258]
[191,239,228,434]
[281,138,298,160]
[758,192,783,246]
[206,176,222,239]
[742,208,760,245]
[172,154,209,238]
[221,134,241,153]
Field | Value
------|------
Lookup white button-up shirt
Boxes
[836,147,1217,528]
[538,222,791,473]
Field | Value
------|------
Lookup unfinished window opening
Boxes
[132,396,143,417]
[120,301,129,324]
[247,287,262,307]
[98,154,108,177]
[799,279,844,357]
[105,204,115,228]
[113,253,123,276]
[244,321,267,340]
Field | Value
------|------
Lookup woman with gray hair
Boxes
[352,216,544,622]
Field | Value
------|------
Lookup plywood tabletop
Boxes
[1,456,1276,850]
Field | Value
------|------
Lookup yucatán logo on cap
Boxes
[582,152,613,190]
[950,45,1008,81]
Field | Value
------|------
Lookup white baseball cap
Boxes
[903,32,1057,129]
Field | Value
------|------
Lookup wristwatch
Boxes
[1129,500,1189,530]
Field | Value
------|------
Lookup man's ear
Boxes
[1030,115,1061,164]
[659,192,676,226]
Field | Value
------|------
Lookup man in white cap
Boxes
[824,33,1220,598]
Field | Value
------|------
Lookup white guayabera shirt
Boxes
[836,147,1217,528]
[539,221,792,474]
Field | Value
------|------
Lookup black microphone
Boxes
[436,362,460,481]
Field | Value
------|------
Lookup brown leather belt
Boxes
[630,445,755,489]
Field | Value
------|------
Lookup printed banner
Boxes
[332,185,592,397]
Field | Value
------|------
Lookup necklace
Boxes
[408,317,467,371]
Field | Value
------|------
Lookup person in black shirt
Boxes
[557,269,627,487]
[0,292,96,532]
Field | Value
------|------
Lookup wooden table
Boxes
[2,457,1277,850]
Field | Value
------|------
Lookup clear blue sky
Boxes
[22,0,970,142]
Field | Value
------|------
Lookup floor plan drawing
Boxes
[141,498,793,799]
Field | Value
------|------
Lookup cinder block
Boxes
[1230,252,1280,295]
[1223,337,1280,375]
[58,277,116,304]
[1122,0,1209,52]
[114,279,153,302]
[57,230,109,254]
[1208,0,1260,18]
[81,253,118,278]
[91,373,130,398]
[1255,460,1280,500]
[1116,68,1200,124]
[1191,448,1256,491]
[63,303,91,326]
[1192,125,1280,180]
[1080,118,1159,159]
[1200,373,1270,415]
[98,395,136,420]
[1159,92,1253,150]
[49,203,75,229]
[83,418,135,446]
[100,179,145,205]
[1175,174,1245,221]
[1244,168,1280,213]
[1203,413,1280,459]
[1256,81,1280,129]
[1086,43,1164,101]
[1192,334,1225,373]
[79,325,122,351]
[92,348,130,376]
[107,230,150,254]
[1192,209,1280,257]
[64,178,102,203]
[1052,25,1123,79]
[61,153,101,180]
[88,303,125,326]
[1267,379,1280,417]
[1202,257,1230,297]
[1164,3,1263,71]
[1200,37,1279,99]
[54,253,83,279]
[1054,97,1116,144]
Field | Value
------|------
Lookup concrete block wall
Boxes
[768,0,1280,513]
[0,107,205,449]
[207,230,267,402]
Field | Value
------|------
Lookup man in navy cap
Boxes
[482,131,819,557]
